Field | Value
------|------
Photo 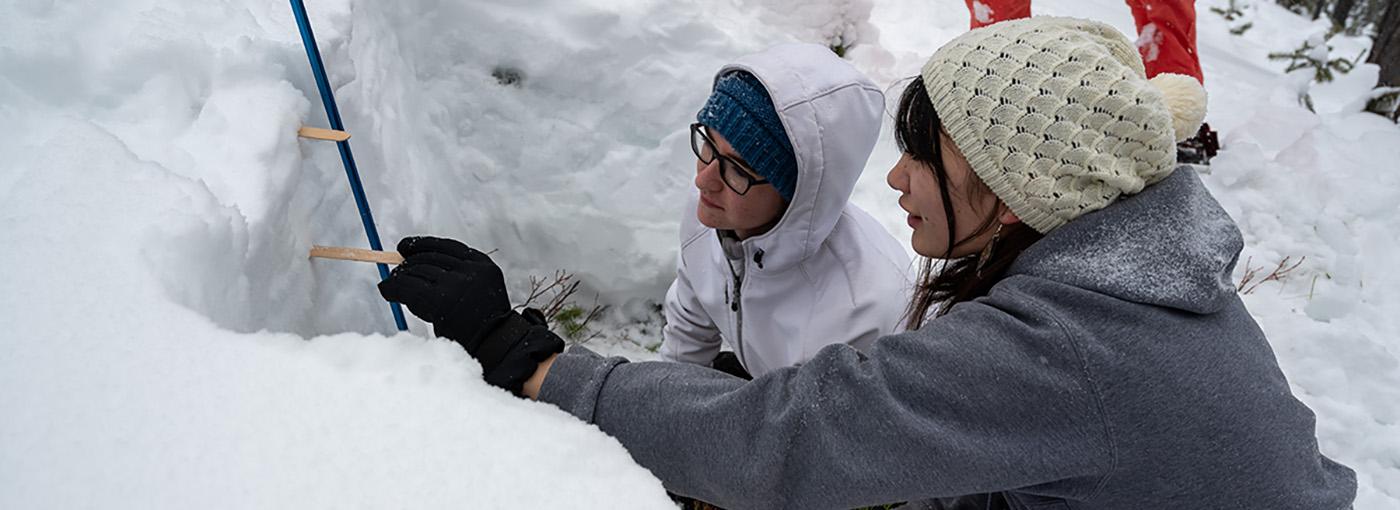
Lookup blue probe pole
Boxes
[290,0,409,332]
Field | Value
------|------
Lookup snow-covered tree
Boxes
[1366,0,1400,119]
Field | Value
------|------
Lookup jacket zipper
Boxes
[723,248,763,372]
[725,258,747,370]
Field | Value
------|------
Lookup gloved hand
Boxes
[378,236,564,395]
[378,236,511,342]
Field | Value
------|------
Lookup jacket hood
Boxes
[711,43,884,273]
[1009,167,1244,314]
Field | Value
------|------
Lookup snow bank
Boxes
[0,104,671,509]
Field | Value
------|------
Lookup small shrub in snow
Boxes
[1211,0,1254,35]
[1211,0,1247,21]
[518,270,606,342]
[1269,33,1359,83]
[553,305,595,341]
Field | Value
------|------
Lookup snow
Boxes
[0,107,671,509]
[740,0,880,53]
[1135,22,1161,62]
[972,1,996,25]
[2,0,1398,507]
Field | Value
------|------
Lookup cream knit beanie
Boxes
[921,17,1208,234]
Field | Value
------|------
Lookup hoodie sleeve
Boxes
[657,251,723,366]
[538,283,1114,509]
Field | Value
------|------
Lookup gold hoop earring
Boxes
[975,223,1004,278]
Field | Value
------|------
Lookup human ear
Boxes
[998,206,1021,226]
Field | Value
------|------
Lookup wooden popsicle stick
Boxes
[310,245,403,265]
[297,126,351,141]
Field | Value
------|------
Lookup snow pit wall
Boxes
[2,0,850,338]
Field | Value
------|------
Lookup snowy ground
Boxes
[2,0,1397,507]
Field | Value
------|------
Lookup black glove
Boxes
[378,236,511,342]
[469,308,565,394]
[378,236,564,395]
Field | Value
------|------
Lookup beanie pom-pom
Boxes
[1148,73,1207,141]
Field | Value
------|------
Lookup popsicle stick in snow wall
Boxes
[290,0,408,331]
[297,126,351,141]
[310,246,405,265]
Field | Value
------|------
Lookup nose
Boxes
[695,159,724,193]
[886,156,908,193]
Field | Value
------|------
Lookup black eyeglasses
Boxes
[690,122,770,196]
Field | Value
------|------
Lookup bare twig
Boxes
[515,270,607,343]
[573,296,607,344]
[1236,256,1260,292]
[516,270,581,318]
[1237,256,1307,295]
[560,295,608,346]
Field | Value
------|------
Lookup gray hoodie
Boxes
[539,168,1356,509]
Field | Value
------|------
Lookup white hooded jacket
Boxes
[658,44,912,377]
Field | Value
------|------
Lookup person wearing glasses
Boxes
[659,43,911,380]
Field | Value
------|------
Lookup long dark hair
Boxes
[894,78,1043,330]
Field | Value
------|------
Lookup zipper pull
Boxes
[753,249,765,269]
[731,279,740,311]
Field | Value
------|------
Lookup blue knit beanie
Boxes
[696,71,798,201]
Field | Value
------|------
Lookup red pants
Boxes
[962,0,1203,83]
